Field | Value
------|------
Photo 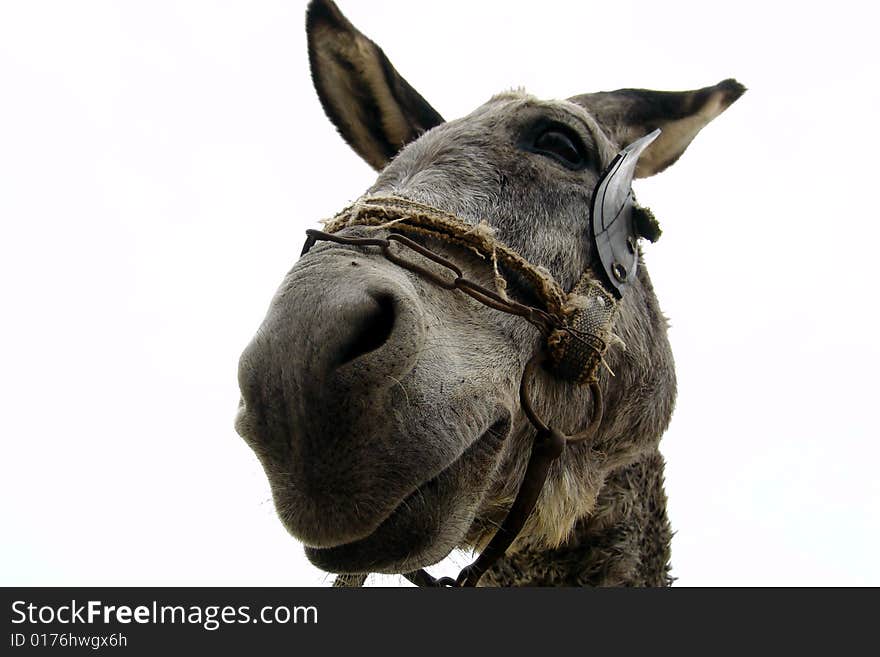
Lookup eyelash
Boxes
[520,122,591,171]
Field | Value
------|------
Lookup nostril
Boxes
[337,293,397,366]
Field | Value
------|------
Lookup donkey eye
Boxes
[527,125,588,170]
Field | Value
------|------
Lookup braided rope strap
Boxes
[324,196,619,386]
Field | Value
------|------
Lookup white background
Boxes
[1,0,877,586]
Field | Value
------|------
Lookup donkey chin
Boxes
[236,386,514,574]
[305,413,512,575]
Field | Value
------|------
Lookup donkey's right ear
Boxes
[306,0,445,171]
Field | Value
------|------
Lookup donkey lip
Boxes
[302,413,511,574]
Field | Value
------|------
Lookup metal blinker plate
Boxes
[590,129,661,298]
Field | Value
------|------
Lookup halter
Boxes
[300,130,661,587]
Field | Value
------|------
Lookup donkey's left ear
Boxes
[571,79,746,178]
[306,0,445,171]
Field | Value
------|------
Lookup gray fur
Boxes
[235,0,744,585]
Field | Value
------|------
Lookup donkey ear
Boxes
[306,0,445,171]
[571,79,745,178]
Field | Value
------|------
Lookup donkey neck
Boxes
[481,449,672,587]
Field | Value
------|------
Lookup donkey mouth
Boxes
[303,414,511,575]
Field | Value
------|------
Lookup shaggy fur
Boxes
[234,0,744,586]
[481,449,673,586]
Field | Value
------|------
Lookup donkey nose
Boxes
[336,292,397,366]
[236,259,427,463]
[312,277,424,385]
[237,260,427,442]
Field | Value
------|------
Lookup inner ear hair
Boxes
[307,0,445,170]
[572,79,746,178]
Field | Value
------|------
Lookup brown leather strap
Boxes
[400,351,599,587]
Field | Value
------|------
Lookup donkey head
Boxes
[235,0,744,578]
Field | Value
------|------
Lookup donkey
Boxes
[235,0,744,586]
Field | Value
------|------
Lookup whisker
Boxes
[386,374,411,405]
